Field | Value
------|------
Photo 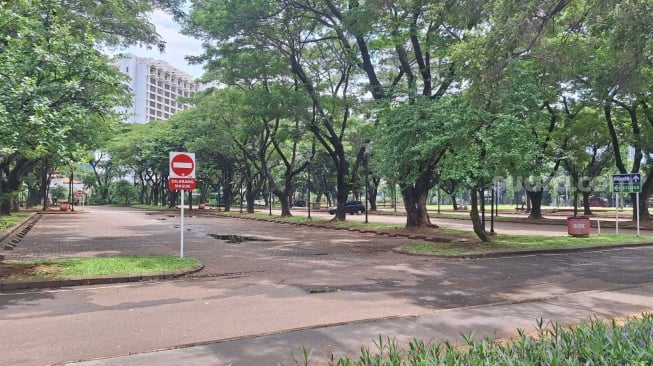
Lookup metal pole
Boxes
[636,192,640,237]
[616,194,619,235]
[269,187,272,215]
[307,163,311,220]
[394,184,397,213]
[180,190,184,258]
[240,183,243,214]
[479,179,485,231]
[365,159,369,224]
[490,185,495,233]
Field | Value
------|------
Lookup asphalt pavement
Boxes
[1,207,652,366]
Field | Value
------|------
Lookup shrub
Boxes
[322,314,653,365]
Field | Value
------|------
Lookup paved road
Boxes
[1,207,652,365]
[288,207,651,237]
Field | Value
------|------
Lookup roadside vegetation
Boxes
[0,211,32,232]
[0,256,198,280]
[318,315,653,365]
[398,234,651,256]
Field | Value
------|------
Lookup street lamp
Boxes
[216,169,222,212]
[239,177,244,214]
[269,183,273,216]
[306,152,313,220]
[363,142,371,224]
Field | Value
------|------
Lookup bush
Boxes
[323,314,653,365]
[109,180,137,205]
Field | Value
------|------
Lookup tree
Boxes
[184,0,367,221]
[274,0,487,227]
[0,0,184,215]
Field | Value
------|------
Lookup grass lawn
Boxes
[398,234,652,255]
[130,204,174,210]
[0,256,199,280]
[0,211,33,232]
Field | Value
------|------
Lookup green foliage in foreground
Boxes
[4,256,198,279]
[0,212,32,232]
[321,315,653,365]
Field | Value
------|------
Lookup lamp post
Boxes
[239,177,243,214]
[363,142,370,224]
[490,182,495,233]
[216,169,222,212]
[269,184,273,216]
[306,153,313,220]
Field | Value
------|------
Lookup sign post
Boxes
[612,173,641,236]
[170,152,196,258]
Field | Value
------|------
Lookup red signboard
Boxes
[169,177,196,190]
[76,189,83,197]
[567,217,591,236]
[169,152,196,178]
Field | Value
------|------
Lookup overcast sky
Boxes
[119,9,205,79]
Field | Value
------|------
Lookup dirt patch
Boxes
[0,262,62,280]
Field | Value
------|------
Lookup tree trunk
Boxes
[168,190,178,208]
[369,177,379,211]
[631,192,647,222]
[526,190,544,219]
[637,174,652,221]
[0,195,9,215]
[582,191,593,216]
[451,194,458,210]
[401,171,436,228]
[40,161,51,211]
[331,144,350,221]
[244,181,255,213]
[470,189,490,242]
[275,187,292,216]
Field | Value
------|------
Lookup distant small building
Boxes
[49,175,84,192]
[114,55,198,123]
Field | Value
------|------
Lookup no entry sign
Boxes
[168,152,197,259]
[169,152,196,178]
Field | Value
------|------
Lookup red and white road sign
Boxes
[169,152,196,178]
[76,189,83,197]
[169,177,196,190]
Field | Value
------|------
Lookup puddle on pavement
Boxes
[308,287,340,294]
[208,234,272,244]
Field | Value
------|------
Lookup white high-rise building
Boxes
[115,55,198,123]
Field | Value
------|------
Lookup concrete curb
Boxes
[1,212,41,252]
[0,212,38,246]
[0,264,204,292]
[392,241,653,259]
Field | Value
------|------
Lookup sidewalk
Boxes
[67,283,653,365]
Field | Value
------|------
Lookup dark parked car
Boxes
[292,200,306,207]
[328,201,365,215]
[589,196,609,207]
